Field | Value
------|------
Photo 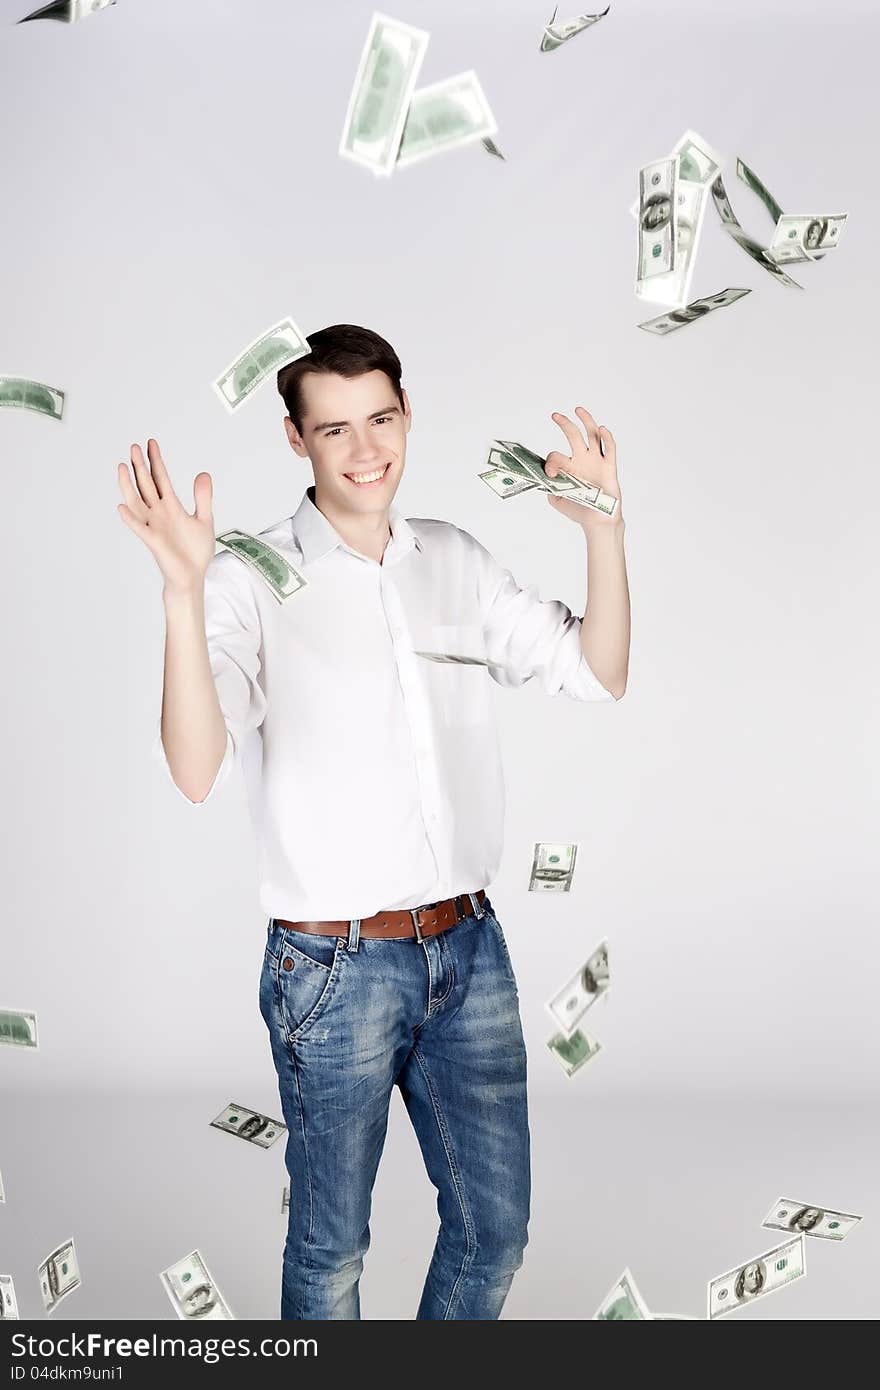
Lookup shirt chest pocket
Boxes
[418,623,490,728]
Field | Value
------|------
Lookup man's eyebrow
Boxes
[311,405,401,432]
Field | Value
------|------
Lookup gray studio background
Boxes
[2,0,878,1320]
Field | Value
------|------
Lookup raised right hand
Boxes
[117,439,216,594]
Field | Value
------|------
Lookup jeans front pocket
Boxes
[273,928,345,1043]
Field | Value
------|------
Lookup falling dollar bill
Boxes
[529,841,578,892]
[0,1169,5,1202]
[210,1102,286,1149]
[482,137,505,160]
[637,157,677,288]
[769,213,848,265]
[215,531,309,603]
[761,1198,863,1242]
[413,650,490,665]
[634,130,722,308]
[0,1009,38,1049]
[17,0,115,22]
[39,1239,81,1316]
[281,1186,290,1215]
[0,1275,19,1320]
[710,174,803,288]
[546,940,609,1035]
[638,286,751,334]
[547,1028,601,1077]
[160,1250,233,1321]
[735,158,847,264]
[339,12,429,176]
[540,5,610,51]
[707,1233,806,1319]
[0,377,64,421]
[593,1267,652,1319]
[482,440,618,515]
[397,70,497,167]
[213,316,310,413]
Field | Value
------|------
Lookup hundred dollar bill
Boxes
[482,137,505,160]
[339,12,429,176]
[18,0,115,22]
[761,1197,863,1242]
[769,212,847,265]
[0,1275,19,1320]
[540,5,610,51]
[637,157,677,291]
[213,316,310,413]
[529,841,578,892]
[0,377,64,421]
[735,156,784,225]
[546,940,609,1035]
[708,1233,806,1318]
[0,1168,4,1202]
[710,174,803,288]
[210,1102,286,1149]
[638,286,751,334]
[593,1267,652,1319]
[547,1027,601,1077]
[486,440,619,515]
[413,651,489,665]
[282,1186,290,1215]
[397,71,497,168]
[0,1008,38,1049]
[633,131,722,308]
[215,531,309,603]
[39,1239,81,1316]
[160,1249,233,1321]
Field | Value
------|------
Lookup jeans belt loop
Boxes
[468,891,485,920]
[346,918,361,953]
[409,907,425,943]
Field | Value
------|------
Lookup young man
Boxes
[117,323,630,1321]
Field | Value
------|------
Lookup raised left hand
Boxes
[544,406,623,533]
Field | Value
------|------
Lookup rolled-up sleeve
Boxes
[151,551,268,804]
[469,531,617,702]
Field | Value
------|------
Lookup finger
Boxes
[192,471,214,524]
[146,438,172,501]
[550,411,586,455]
[117,461,150,521]
[130,442,160,507]
[574,406,601,452]
[544,449,570,477]
[597,425,616,465]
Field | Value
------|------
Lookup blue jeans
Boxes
[258,893,531,1320]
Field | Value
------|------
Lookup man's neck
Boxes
[312,487,392,565]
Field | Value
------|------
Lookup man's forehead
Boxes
[301,368,394,413]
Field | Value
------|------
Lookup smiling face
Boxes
[284,369,411,519]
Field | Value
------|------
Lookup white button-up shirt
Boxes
[152,486,616,920]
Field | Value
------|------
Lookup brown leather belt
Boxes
[274,889,486,942]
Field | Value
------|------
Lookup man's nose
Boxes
[349,430,381,461]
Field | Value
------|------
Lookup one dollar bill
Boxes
[0,377,64,421]
[0,1275,19,1320]
[339,12,429,176]
[213,316,310,413]
[0,1008,38,1049]
[210,1102,286,1149]
[39,1239,81,1315]
[593,1267,652,1319]
[707,1233,805,1318]
[160,1249,233,1320]
[761,1197,862,1242]
[215,531,308,603]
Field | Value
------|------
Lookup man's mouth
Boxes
[343,462,392,487]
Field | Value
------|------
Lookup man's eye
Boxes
[373,415,392,425]
[326,427,344,437]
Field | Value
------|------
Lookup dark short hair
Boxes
[277,323,404,433]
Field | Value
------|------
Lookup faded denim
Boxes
[259,894,531,1320]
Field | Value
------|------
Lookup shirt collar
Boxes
[291,485,422,567]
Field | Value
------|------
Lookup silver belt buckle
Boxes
[409,907,425,943]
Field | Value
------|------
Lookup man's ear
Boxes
[402,389,413,432]
[284,415,309,458]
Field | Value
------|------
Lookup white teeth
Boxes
[346,464,388,484]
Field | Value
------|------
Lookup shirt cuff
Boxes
[151,718,235,804]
